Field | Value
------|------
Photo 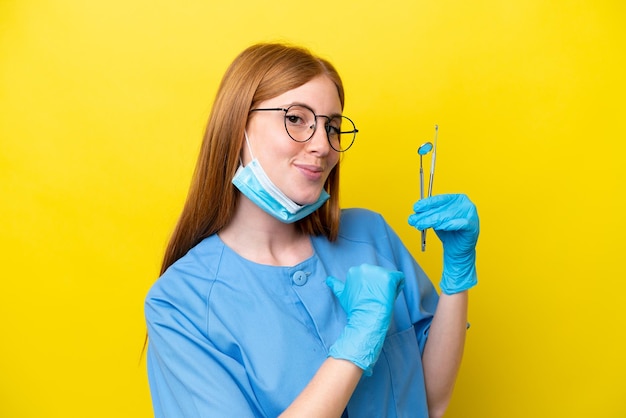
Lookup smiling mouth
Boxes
[295,164,325,181]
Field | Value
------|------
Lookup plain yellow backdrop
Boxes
[1,1,625,417]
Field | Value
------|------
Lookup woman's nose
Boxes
[306,118,333,153]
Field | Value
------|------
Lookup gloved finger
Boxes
[410,194,478,228]
[412,193,464,213]
[325,276,345,298]
[354,264,405,293]
[409,212,478,233]
[391,271,406,296]
[374,266,405,289]
[407,213,425,230]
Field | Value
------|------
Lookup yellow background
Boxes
[1,1,625,416]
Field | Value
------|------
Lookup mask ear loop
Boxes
[241,131,255,166]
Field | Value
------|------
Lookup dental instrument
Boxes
[417,141,433,251]
[428,125,438,198]
[417,125,439,251]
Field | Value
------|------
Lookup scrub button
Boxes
[292,271,309,286]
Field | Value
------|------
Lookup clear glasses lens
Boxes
[325,115,356,152]
[284,106,314,142]
[284,105,356,152]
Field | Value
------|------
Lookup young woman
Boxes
[145,42,479,418]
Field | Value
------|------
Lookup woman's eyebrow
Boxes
[286,102,343,118]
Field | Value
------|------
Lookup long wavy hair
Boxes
[160,43,345,274]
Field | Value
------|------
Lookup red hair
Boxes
[160,43,345,273]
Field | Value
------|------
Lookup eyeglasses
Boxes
[249,104,358,152]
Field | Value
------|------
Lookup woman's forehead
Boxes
[262,76,342,114]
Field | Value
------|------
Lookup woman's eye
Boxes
[285,109,311,126]
[286,115,304,125]
[327,125,341,136]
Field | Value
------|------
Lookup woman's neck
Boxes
[218,197,313,266]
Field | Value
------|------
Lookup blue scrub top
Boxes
[145,208,439,417]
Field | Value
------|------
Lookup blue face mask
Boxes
[232,132,330,224]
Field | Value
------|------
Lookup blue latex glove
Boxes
[326,264,405,376]
[408,194,480,295]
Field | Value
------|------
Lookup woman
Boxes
[145,42,479,418]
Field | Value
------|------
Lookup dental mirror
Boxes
[417,141,433,252]
[417,142,433,156]
[417,142,433,201]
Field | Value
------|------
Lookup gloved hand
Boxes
[408,194,480,295]
[326,264,405,376]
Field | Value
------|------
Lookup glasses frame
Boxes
[249,104,358,152]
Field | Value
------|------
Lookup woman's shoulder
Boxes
[340,207,385,222]
[338,208,390,240]
[146,235,223,302]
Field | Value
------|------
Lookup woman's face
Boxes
[244,75,342,205]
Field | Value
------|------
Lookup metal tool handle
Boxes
[420,163,426,251]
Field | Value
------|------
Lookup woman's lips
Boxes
[295,164,324,181]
